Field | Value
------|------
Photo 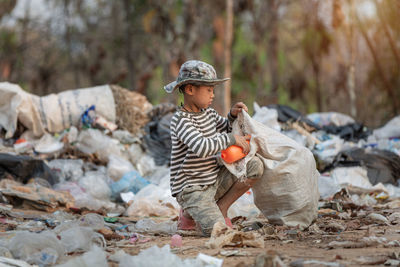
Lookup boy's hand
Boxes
[230,102,248,117]
[234,134,251,154]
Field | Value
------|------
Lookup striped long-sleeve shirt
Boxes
[169,108,236,197]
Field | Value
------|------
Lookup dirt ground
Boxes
[105,206,400,267]
[1,201,400,266]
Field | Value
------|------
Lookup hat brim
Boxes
[164,78,230,93]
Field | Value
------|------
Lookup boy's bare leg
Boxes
[217,178,258,218]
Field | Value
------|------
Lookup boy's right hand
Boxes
[234,134,251,154]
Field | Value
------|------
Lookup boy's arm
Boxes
[214,101,248,133]
[175,116,236,158]
[215,110,236,133]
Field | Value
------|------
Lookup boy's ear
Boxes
[185,84,195,95]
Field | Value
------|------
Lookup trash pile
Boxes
[0,81,399,266]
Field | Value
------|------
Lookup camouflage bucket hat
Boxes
[164,60,230,93]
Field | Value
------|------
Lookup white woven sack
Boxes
[223,111,319,229]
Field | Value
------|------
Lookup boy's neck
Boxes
[182,102,201,113]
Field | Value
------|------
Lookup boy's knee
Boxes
[246,156,264,179]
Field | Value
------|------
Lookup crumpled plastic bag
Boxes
[205,221,264,249]
[373,116,400,139]
[252,102,281,131]
[223,111,319,229]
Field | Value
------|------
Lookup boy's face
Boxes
[192,85,215,109]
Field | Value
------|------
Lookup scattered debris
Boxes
[254,250,287,267]
[206,222,265,249]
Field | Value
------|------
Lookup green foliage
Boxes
[199,43,213,64]
[0,29,17,54]
[148,66,168,105]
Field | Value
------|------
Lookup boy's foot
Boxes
[178,209,196,230]
[225,217,233,228]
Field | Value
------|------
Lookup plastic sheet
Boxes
[133,219,177,234]
[112,130,139,144]
[76,129,123,160]
[59,226,106,253]
[314,136,344,164]
[0,153,59,185]
[267,104,320,129]
[78,171,111,201]
[8,231,65,266]
[318,175,342,199]
[78,213,105,230]
[326,148,400,185]
[119,245,201,267]
[48,159,84,182]
[144,165,169,185]
[322,123,371,142]
[125,184,178,217]
[373,116,400,139]
[135,154,157,177]
[34,133,64,154]
[307,112,355,127]
[332,167,374,189]
[252,102,280,131]
[0,246,12,258]
[107,155,135,182]
[54,181,115,211]
[110,170,150,199]
[143,103,177,166]
[56,245,108,267]
[282,129,309,148]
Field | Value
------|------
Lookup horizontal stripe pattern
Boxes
[170,108,235,196]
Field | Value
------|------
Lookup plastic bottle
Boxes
[170,234,182,247]
[221,140,249,164]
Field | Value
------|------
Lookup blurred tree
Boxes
[0,0,16,20]
[0,0,398,125]
[301,0,331,112]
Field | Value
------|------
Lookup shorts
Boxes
[176,155,264,236]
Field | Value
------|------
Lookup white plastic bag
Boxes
[307,112,355,127]
[224,111,319,229]
[59,226,105,253]
[373,116,400,139]
[125,184,179,217]
[48,159,84,182]
[107,154,135,181]
[252,102,280,131]
[56,246,108,267]
[78,171,111,201]
[76,129,124,161]
[8,231,65,265]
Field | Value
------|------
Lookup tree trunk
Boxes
[64,0,80,88]
[123,0,135,91]
[223,0,233,115]
[267,0,279,104]
[356,14,399,114]
[374,0,400,69]
[312,60,322,112]
[347,0,357,117]
[17,0,30,84]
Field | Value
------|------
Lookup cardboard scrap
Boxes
[206,222,264,249]
[0,180,74,211]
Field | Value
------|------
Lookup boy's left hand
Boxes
[230,102,248,117]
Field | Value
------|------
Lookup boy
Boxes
[165,60,264,236]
